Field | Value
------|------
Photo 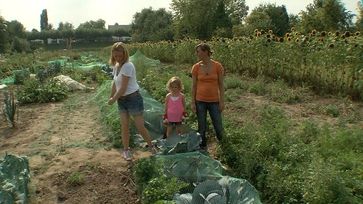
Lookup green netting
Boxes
[93,80,164,142]
[174,177,262,204]
[48,59,67,67]
[0,76,14,85]
[0,154,30,204]
[129,50,161,67]
[156,152,224,183]
[156,132,200,155]
[70,61,105,70]
[13,69,30,85]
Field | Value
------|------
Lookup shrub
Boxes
[142,176,188,204]
[325,104,340,117]
[133,157,163,194]
[17,79,68,104]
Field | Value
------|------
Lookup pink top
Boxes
[166,94,184,122]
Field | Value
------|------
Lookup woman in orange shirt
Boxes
[191,43,224,151]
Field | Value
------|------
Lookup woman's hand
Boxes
[108,97,116,105]
[191,103,196,113]
[219,101,224,112]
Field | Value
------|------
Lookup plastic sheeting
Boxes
[0,154,30,204]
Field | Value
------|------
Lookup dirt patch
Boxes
[0,90,149,203]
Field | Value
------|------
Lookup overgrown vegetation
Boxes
[17,79,68,104]
[136,59,363,203]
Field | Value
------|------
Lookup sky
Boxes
[0,0,359,31]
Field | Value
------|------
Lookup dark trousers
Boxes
[195,101,223,148]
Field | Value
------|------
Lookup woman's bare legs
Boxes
[120,112,130,149]
[133,114,153,146]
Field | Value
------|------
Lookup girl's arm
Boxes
[164,94,170,120]
[182,93,186,112]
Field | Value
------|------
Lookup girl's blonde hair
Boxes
[109,42,129,66]
[167,76,183,91]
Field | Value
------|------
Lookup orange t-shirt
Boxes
[192,60,224,102]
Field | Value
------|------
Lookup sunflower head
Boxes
[344,31,351,38]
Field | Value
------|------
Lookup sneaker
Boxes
[123,149,132,161]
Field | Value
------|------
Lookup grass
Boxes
[67,171,85,186]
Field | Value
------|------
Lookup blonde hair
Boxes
[167,76,183,91]
[109,42,129,66]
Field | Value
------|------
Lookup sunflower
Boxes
[344,31,351,38]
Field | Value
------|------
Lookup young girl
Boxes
[107,42,156,161]
[163,76,187,138]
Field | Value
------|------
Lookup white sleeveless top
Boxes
[112,61,139,95]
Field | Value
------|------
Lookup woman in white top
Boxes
[107,42,156,161]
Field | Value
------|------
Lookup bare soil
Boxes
[0,91,151,204]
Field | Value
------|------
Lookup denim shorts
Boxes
[117,91,144,115]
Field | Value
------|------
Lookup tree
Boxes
[299,0,354,33]
[7,20,26,38]
[77,19,106,30]
[58,22,74,49]
[244,10,274,34]
[171,0,232,39]
[225,0,249,25]
[356,1,363,31]
[213,1,233,37]
[288,14,300,31]
[243,3,289,36]
[0,16,9,53]
[40,9,49,31]
[131,7,173,42]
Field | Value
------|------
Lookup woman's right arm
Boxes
[110,81,116,98]
[191,74,197,113]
